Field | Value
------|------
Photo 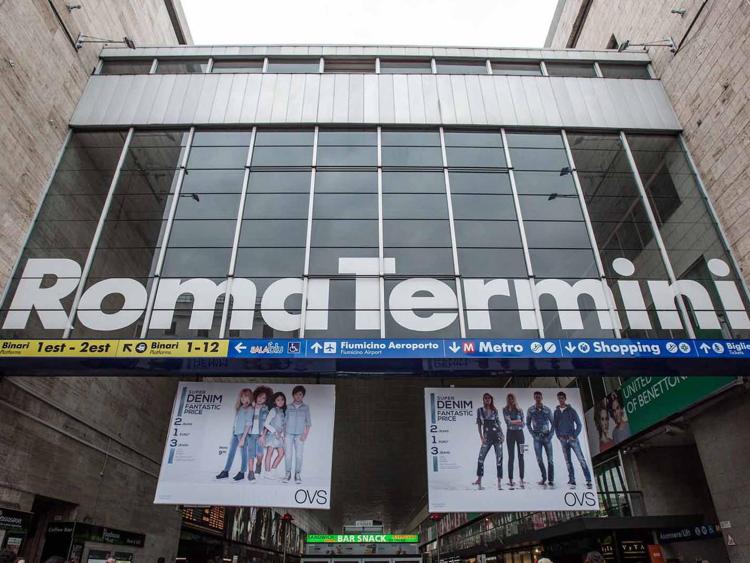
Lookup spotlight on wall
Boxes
[75,33,136,50]
[618,37,677,53]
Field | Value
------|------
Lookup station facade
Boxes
[1,43,749,563]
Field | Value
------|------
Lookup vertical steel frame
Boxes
[377,126,386,337]
[677,134,750,304]
[561,129,622,336]
[0,130,72,310]
[64,128,135,337]
[501,128,545,337]
[439,127,466,337]
[219,127,257,338]
[138,128,196,338]
[619,131,696,338]
[298,126,319,337]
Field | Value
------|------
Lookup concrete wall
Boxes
[546,0,750,288]
[0,0,187,295]
[692,389,750,562]
[0,376,182,562]
[0,4,188,561]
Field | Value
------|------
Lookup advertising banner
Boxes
[586,376,735,456]
[425,387,599,512]
[155,382,335,509]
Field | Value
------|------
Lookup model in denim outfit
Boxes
[473,393,504,490]
[503,393,525,490]
[263,391,287,476]
[553,391,592,489]
[283,385,311,484]
[216,388,254,481]
[251,386,272,477]
[526,391,555,488]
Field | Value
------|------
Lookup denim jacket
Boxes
[503,407,525,432]
[553,404,583,439]
[526,404,553,438]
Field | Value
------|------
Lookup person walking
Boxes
[553,391,592,489]
[526,391,554,487]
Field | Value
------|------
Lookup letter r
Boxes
[2,259,81,330]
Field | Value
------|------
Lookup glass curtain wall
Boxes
[1,131,128,338]
[3,127,748,340]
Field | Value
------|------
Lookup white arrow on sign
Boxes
[311,342,323,353]
[699,343,710,353]
[449,342,461,353]
[565,343,576,353]
[234,342,246,354]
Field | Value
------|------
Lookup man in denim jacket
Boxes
[553,391,592,489]
[526,391,554,487]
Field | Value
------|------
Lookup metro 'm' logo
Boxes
[463,342,475,353]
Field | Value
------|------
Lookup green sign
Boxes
[620,376,734,435]
[306,534,418,544]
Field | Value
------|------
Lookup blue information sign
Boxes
[225,338,750,360]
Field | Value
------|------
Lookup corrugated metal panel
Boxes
[271,74,292,122]
[286,74,307,123]
[349,74,364,123]
[70,73,682,130]
[255,74,277,122]
[223,74,249,123]
[301,74,321,122]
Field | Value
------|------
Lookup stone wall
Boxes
[547,0,750,287]
[0,0,187,294]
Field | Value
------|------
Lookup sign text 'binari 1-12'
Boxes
[155,382,335,509]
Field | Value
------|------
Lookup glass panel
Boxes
[168,220,236,247]
[244,193,310,219]
[448,172,512,194]
[155,59,209,74]
[181,170,246,193]
[384,249,454,275]
[444,131,503,148]
[381,147,443,167]
[309,247,379,274]
[240,219,308,247]
[314,194,378,219]
[100,59,153,75]
[383,194,448,219]
[161,248,231,277]
[525,221,591,248]
[436,60,488,74]
[530,249,598,277]
[383,220,452,247]
[234,248,305,277]
[458,249,528,277]
[324,58,376,73]
[518,195,584,221]
[191,131,253,146]
[211,59,264,73]
[545,61,597,77]
[254,130,315,146]
[248,171,312,193]
[446,147,506,168]
[454,221,521,248]
[491,61,542,76]
[381,130,441,146]
[187,146,249,169]
[599,63,651,79]
[311,220,378,247]
[175,193,240,219]
[379,59,433,74]
[318,129,377,146]
[452,194,517,220]
[266,58,320,73]
[121,130,188,171]
[383,171,445,193]
[252,146,313,167]
[316,146,377,167]
[513,171,577,196]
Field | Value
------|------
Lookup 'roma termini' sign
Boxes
[3,256,749,335]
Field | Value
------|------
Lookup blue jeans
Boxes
[223,434,249,473]
[533,436,554,483]
[560,437,591,484]
[284,434,305,475]
[477,440,503,478]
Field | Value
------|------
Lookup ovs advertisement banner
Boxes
[155,382,335,509]
[425,387,599,512]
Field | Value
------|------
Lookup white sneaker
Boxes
[282,473,291,483]
[294,473,302,484]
